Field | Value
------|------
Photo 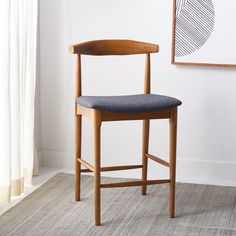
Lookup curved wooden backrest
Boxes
[69,40,159,55]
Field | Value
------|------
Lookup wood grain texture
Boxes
[81,165,143,173]
[169,108,177,218]
[101,179,170,188]
[92,110,102,226]
[141,120,149,195]
[173,61,236,68]
[77,158,94,172]
[69,40,159,56]
[75,116,81,201]
[141,54,151,195]
[144,53,151,93]
[76,104,91,119]
[71,39,180,225]
[76,105,171,121]
[102,109,171,121]
[146,153,170,167]
[75,54,82,201]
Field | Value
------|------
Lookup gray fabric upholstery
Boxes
[76,94,182,113]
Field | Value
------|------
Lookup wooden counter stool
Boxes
[69,40,182,225]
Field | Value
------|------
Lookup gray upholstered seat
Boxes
[77,94,182,113]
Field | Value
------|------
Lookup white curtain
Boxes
[0,0,38,203]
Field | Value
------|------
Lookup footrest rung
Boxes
[145,153,170,167]
[100,179,170,188]
[81,164,143,173]
[78,158,94,172]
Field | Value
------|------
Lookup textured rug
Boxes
[0,173,236,236]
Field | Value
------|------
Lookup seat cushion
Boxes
[76,94,182,113]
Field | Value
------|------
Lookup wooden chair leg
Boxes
[169,108,177,218]
[141,119,150,195]
[75,114,82,201]
[92,110,102,226]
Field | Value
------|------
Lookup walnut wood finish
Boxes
[101,179,170,188]
[70,39,179,225]
[81,164,143,173]
[141,53,151,195]
[169,108,177,218]
[101,109,171,121]
[92,110,102,226]
[77,104,171,121]
[75,54,82,201]
[69,40,159,56]
[145,153,170,167]
[141,120,149,195]
[78,158,94,172]
[144,53,151,93]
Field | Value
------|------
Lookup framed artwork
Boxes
[172,0,236,67]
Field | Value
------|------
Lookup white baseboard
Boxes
[39,150,236,187]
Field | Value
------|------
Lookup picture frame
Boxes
[171,0,236,68]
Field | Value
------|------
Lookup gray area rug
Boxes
[0,173,236,236]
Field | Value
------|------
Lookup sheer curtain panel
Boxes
[0,0,38,203]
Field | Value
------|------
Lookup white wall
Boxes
[38,0,236,186]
